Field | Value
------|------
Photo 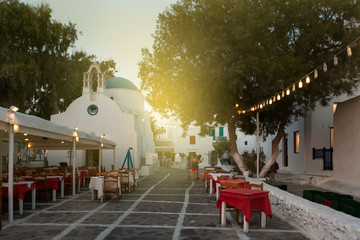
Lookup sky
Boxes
[23,0,178,90]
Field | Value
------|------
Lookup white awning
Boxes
[0,106,116,150]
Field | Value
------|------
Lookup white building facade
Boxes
[235,90,360,184]
[155,121,228,166]
[49,63,155,171]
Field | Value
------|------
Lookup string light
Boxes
[299,80,303,88]
[240,37,359,114]
[235,103,239,108]
[347,45,352,56]
[314,69,318,79]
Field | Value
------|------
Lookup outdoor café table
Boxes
[89,175,123,202]
[208,173,235,194]
[33,176,64,201]
[217,188,272,233]
[78,169,88,187]
[2,181,36,215]
[215,179,249,200]
[65,172,83,193]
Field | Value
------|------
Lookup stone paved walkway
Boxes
[1,168,308,239]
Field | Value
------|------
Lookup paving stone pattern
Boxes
[0,168,308,239]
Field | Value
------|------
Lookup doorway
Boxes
[86,150,99,167]
[283,135,288,167]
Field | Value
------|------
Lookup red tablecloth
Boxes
[25,177,62,191]
[216,188,272,223]
[2,182,36,200]
[35,178,59,191]
[208,173,234,193]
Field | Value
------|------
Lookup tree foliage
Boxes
[139,0,360,174]
[212,137,230,159]
[0,0,116,119]
[150,115,166,140]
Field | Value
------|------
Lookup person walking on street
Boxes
[191,155,202,181]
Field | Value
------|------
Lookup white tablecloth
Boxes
[89,176,105,199]
[208,173,235,181]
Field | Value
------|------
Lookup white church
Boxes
[48,63,155,171]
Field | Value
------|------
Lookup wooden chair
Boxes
[245,183,263,190]
[96,172,108,176]
[121,172,130,192]
[34,173,51,201]
[103,175,120,201]
[219,182,242,224]
[234,176,246,181]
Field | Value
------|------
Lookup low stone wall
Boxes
[250,178,360,240]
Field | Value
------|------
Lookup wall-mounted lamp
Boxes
[13,124,19,133]
[333,103,338,114]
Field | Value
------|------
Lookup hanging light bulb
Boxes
[266,100,269,105]
[273,96,276,102]
[314,69,318,79]
[306,75,311,84]
[334,55,338,66]
[269,99,273,104]
[260,104,263,109]
[282,91,285,97]
[237,110,241,114]
[243,110,246,113]
[286,89,290,95]
[299,80,303,88]
[323,63,327,72]
[347,45,352,56]
[292,84,296,91]
[277,94,281,100]
[235,103,239,108]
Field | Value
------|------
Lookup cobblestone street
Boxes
[1,168,308,240]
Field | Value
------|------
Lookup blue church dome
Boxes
[106,77,139,91]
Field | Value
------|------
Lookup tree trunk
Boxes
[259,117,286,178]
[228,118,246,174]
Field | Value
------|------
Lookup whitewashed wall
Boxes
[333,95,360,182]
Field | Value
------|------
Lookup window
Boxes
[190,136,196,145]
[244,141,248,146]
[219,127,224,137]
[209,128,215,140]
[87,104,98,116]
[294,131,299,153]
[330,127,334,148]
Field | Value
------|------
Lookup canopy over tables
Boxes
[0,106,116,223]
